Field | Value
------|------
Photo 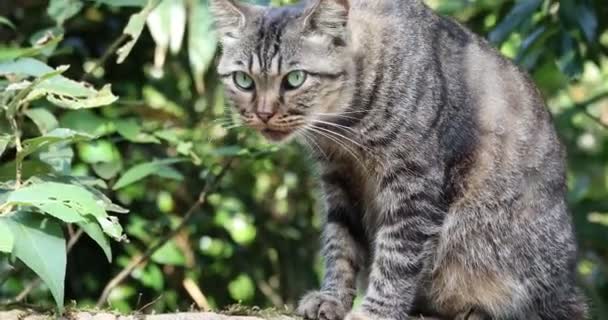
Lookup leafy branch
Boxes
[96,159,233,307]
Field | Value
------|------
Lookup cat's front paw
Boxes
[297,291,346,320]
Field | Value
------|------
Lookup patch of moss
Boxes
[221,304,301,319]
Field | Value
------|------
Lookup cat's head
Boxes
[210,0,352,142]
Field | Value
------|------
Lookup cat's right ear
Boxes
[301,0,349,39]
[209,0,251,40]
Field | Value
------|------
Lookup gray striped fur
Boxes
[210,0,588,319]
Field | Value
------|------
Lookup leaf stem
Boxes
[7,116,22,189]
[81,33,131,81]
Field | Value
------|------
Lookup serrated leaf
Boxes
[47,0,83,25]
[19,128,93,161]
[24,108,59,134]
[5,213,66,310]
[0,58,118,109]
[0,219,14,253]
[188,0,217,93]
[116,0,161,64]
[7,182,125,241]
[113,159,184,190]
[77,218,112,262]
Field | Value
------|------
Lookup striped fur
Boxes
[210,0,588,319]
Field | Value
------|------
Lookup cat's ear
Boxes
[209,0,255,39]
[301,0,349,39]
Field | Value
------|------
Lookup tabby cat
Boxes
[210,0,588,319]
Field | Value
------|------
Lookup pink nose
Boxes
[256,111,275,123]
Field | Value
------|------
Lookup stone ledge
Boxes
[0,310,295,320]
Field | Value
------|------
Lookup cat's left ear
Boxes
[209,0,257,39]
[301,0,350,39]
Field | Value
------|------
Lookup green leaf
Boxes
[39,143,74,174]
[0,134,11,157]
[147,0,186,55]
[7,182,125,241]
[5,213,66,310]
[6,182,97,223]
[77,218,112,262]
[0,218,14,253]
[24,108,59,134]
[0,160,54,182]
[188,0,217,93]
[115,119,160,143]
[0,16,16,30]
[116,0,161,64]
[0,36,63,61]
[19,128,93,161]
[77,140,119,164]
[0,58,119,109]
[3,63,68,116]
[47,0,84,25]
[488,0,542,45]
[113,159,184,190]
[151,240,186,266]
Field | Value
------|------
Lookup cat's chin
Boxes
[260,129,293,142]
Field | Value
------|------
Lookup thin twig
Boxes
[7,117,22,189]
[573,91,608,129]
[96,160,233,308]
[81,33,131,81]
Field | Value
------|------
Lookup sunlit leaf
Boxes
[47,0,84,25]
[0,218,14,253]
[6,182,98,223]
[0,58,119,109]
[116,0,161,64]
[0,16,16,30]
[0,35,62,61]
[115,119,160,143]
[24,108,59,134]
[5,212,66,310]
[6,182,124,241]
[151,240,186,266]
[188,0,217,93]
[0,134,11,157]
[77,218,112,262]
[113,159,185,190]
[19,128,93,161]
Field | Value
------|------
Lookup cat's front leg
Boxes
[347,176,444,320]
[297,170,366,320]
[297,221,363,320]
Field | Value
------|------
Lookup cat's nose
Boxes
[256,111,276,123]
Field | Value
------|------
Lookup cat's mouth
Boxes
[261,128,293,142]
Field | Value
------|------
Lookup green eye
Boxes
[233,71,254,90]
[284,70,307,90]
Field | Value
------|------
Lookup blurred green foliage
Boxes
[0,0,607,318]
